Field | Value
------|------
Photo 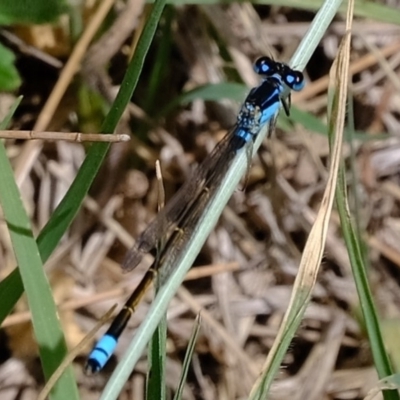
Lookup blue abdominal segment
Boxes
[86,334,118,374]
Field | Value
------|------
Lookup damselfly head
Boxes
[254,56,304,92]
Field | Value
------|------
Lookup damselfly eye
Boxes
[283,70,304,92]
[253,56,277,76]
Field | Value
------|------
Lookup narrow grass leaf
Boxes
[147,288,167,400]
[330,3,398,399]
[334,37,400,400]
[94,2,167,398]
[0,0,67,24]
[0,98,23,322]
[173,314,202,400]
[0,43,21,91]
[336,165,399,400]
[159,82,248,117]
[0,115,78,399]
[282,106,388,141]
[143,5,175,116]
[335,132,398,388]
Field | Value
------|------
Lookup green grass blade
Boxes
[0,98,23,323]
[0,104,78,399]
[90,3,165,399]
[0,268,23,322]
[0,43,21,91]
[147,272,168,400]
[159,82,248,117]
[147,313,167,400]
[0,0,67,24]
[173,314,202,400]
[282,106,389,141]
[143,5,175,116]
[335,138,399,400]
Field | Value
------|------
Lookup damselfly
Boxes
[85,57,304,374]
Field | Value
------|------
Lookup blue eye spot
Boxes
[253,56,276,77]
[283,71,304,91]
[286,75,295,84]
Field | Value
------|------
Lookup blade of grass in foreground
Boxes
[0,99,78,399]
[335,92,399,400]
[0,99,24,316]
[100,0,342,398]
[336,146,399,400]
[147,280,168,400]
[0,0,166,324]
[173,314,202,400]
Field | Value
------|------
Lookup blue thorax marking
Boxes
[233,74,284,145]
